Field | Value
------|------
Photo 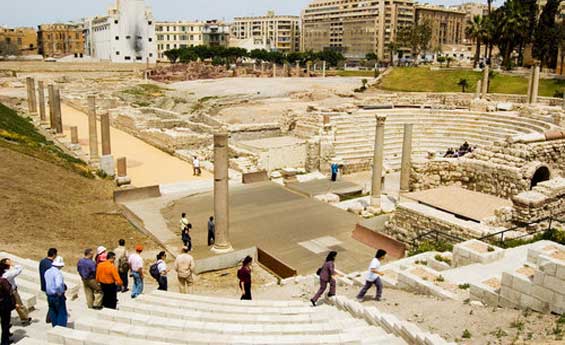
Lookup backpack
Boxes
[149,262,161,281]
[118,254,129,273]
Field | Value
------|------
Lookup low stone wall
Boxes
[453,240,505,267]
[512,178,565,223]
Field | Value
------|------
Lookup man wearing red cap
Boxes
[128,245,144,298]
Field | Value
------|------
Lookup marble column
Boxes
[212,132,233,253]
[526,67,534,104]
[295,61,300,77]
[26,77,35,114]
[273,63,277,78]
[37,81,47,123]
[400,124,414,193]
[371,115,387,208]
[481,65,489,99]
[531,64,540,104]
[115,157,131,186]
[322,61,327,78]
[87,95,99,161]
[475,80,482,100]
[47,84,56,130]
[53,86,63,134]
[30,78,38,114]
[99,113,115,176]
[70,126,79,144]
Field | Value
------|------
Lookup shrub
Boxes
[458,283,470,290]
[434,254,452,265]
[462,329,472,339]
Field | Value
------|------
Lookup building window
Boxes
[136,56,142,60]
[148,38,153,42]
[125,56,131,60]
[149,53,153,57]
[148,21,153,25]
[115,36,119,40]
[126,35,131,39]
[114,20,119,24]
[116,51,120,55]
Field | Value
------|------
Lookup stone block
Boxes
[499,295,520,309]
[501,272,513,288]
[511,274,533,295]
[99,155,115,177]
[531,285,555,303]
[520,294,548,313]
[543,275,564,293]
[533,271,545,286]
[500,286,521,303]
[539,261,557,277]
[556,265,565,280]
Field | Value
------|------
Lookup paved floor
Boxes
[286,179,363,197]
[161,182,377,274]
[404,186,512,222]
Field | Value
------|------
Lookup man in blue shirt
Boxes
[77,248,102,309]
[44,256,67,327]
[39,248,57,293]
[331,162,339,182]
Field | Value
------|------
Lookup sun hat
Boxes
[97,246,107,255]
[52,256,65,267]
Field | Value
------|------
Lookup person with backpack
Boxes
[114,239,129,293]
[356,249,387,302]
[151,251,169,291]
[128,245,144,299]
[0,264,16,345]
[181,224,192,251]
[311,251,339,307]
[96,252,123,309]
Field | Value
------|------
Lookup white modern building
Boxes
[84,0,157,63]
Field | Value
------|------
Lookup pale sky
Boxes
[1,0,503,28]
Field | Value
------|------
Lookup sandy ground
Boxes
[171,77,364,98]
[58,103,212,187]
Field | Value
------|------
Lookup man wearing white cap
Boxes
[44,256,67,327]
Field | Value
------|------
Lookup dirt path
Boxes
[59,103,212,187]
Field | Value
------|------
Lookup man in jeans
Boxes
[356,249,387,302]
[114,239,129,293]
[44,256,67,327]
[128,245,144,298]
[76,249,103,309]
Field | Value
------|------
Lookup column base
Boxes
[99,155,115,177]
[210,244,234,254]
[116,176,132,187]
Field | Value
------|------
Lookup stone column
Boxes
[475,80,482,100]
[481,65,489,99]
[295,61,300,77]
[99,113,115,176]
[87,95,99,161]
[306,62,311,76]
[37,81,47,123]
[322,61,327,78]
[526,67,534,104]
[26,77,35,114]
[272,63,277,78]
[70,126,79,144]
[371,115,387,209]
[30,78,38,114]
[47,84,56,130]
[53,86,63,134]
[400,124,414,193]
[116,157,131,186]
[261,62,265,73]
[531,64,540,104]
[212,132,233,253]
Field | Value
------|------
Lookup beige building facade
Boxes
[301,0,415,61]
[155,20,230,60]
[231,11,300,53]
[415,5,466,50]
[37,23,84,58]
[0,26,38,55]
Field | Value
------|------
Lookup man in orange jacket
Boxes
[96,252,123,309]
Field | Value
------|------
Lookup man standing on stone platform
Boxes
[331,162,339,182]
[114,239,129,293]
[44,256,68,327]
[174,247,195,294]
[208,216,215,246]
[193,156,201,176]
[129,245,144,298]
[96,252,123,309]
[39,248,57,323]
[77,249,103,309]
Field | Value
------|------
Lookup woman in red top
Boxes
[237,256,253,300]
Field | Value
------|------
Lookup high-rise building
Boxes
[415,5,466,49]
[84,0,157,63]
[231,11,300,53]
[37,23,84,57]
[155,20,230,61]
[301,0,415,61]
[0,26,37,55]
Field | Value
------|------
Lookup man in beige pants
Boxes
[76,249,103,309]
[174,247,195,294]
[0,258,32,325]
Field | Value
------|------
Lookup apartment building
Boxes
[84,0,157,63]
[37,23,84,57]
[415,5,466,49]
[0,26,37,55]
[301,0,415,61]
[155,20,230,60]
[231,11,300,52]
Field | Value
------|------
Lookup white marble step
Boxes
[151,290,306,308]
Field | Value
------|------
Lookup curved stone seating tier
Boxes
[150,290,306,307]
[118,299,324,324]
[135,294,314,315]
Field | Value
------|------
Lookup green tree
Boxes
[437,56,446,67]
[533,0,562,68]
[465,15,486,68]
[164,49,180,64]
[446,57,455,68]
[457,78,469,93]
[491,0,529,69]
[0,41,20,56]
[398,21,432,65]
[385,42,400,66]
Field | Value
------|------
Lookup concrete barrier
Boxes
[194,247,257,274]
[113,185,161,203]
[242,171,269,184]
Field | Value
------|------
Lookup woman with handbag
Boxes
[311,251,339,307]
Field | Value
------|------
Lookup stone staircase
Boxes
[329,110,553,172]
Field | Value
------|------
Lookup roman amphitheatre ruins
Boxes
[0,60,564,345]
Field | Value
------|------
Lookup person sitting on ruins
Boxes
[95,246,107,265]
[238,256,253,300]
[460,141,470,153]
[208,216,215,246]
[174,247,195,294]
[0,258,32,326]
[96,252,123,309]
[444,148,455,158]
[356,249,387,302]
[311,251,340,307]
[128,245,144,299]
[77,248,103,309]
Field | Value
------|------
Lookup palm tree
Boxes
[494,0,529,69]
[466,15,485,68]
[457,79,469,93]
[386,42,399,66]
